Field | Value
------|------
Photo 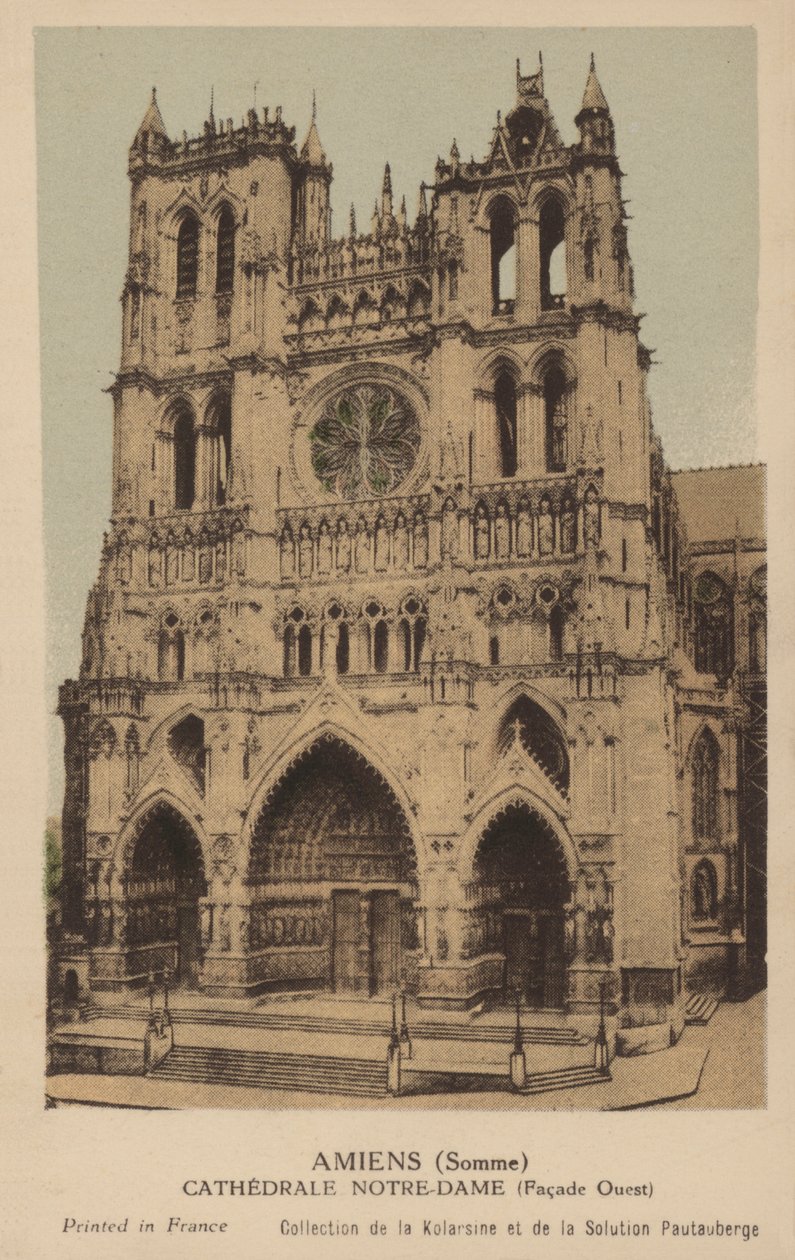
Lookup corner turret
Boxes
[575,55,615,155]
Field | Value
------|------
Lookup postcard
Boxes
[1,5,793,1258]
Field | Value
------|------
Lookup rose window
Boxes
[309,384,420,499]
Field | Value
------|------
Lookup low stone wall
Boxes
[416,954,503,1009]
[49,1036,144,1076]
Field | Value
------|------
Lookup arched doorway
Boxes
[474,802,570,1008]
[249,737,419,996]
[127,803,207,988]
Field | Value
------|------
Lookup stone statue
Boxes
[413,513,428,568]
[516,502,532,557]
[280,529,295,578]
[538,496,554,555]
[393,512,409,569]
[474,505,490,560]
[216,539,227,581]
[199,546,212,584]
[165,541,179,586]
[298,523,313,576]
[355,517,370,572]
[336,519,351,571]
[560,499,576,553]
[317,520,332,574]
[584,486,600,548]
[494,502,510,559]
[374,517,389,570]
[441,499,459,560]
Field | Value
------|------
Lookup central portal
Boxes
[331,889,401,995]
[474,802,570,1009]
[249,736,419,996]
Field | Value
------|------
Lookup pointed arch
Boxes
[690,858,718,921]
[407,280,431,319]
[242,723,427,881]
[169,399,196,510]
[691,726,720,842]
[112,790,211,893]
[298,299,323,333]
[488,195,517,313]
[206,391,232,506]
[458,785,578,885]
[326,293,350,329]
[176,211,200,299]
[498,694,570,793]
[693,570,734,679]
[215,203,235,293]
[538,192,567,309]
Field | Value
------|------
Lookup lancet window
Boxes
[692,728,719,843]
[539,196,566,309]
[215,205,235,294]
[489,199,516,314]
[176,212,199,300]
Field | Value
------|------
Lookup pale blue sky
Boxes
[36,26,757,811]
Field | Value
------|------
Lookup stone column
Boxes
[193,425,211,508]
[516,384,536,476]
[473,389,496,482]
[155,429,172,512]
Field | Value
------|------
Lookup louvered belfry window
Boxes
[176,213,199,299]
[216,206,235,293]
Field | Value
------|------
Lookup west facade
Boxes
[56,59,766,1051]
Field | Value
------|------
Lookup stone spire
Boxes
[299,92,328,167]
[132,87,169,151]
[416,182,429,223]
[581,53,610,114]
[381,163,393,219]
[576,54,615,154]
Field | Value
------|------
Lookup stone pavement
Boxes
[46,992,763,1111]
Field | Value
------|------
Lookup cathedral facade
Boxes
[57,58,766,1051]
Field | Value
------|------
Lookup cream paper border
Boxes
[1,2,793,1257]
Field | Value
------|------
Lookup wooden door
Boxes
[504,912,532,1003]
[370,892,401,995]
[332,891,361,993]
[541,913,566,1009]
[177,904,201,987]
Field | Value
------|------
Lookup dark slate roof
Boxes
[670,464,766,544]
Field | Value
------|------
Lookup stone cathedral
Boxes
[57,58,766,1052]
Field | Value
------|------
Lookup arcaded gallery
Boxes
[56,55,766,1054]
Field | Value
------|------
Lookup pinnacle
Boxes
[581,54,610,113]
[134,88,169,145]
[300,98,327,166]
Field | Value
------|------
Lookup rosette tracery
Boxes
[310,384,420,499]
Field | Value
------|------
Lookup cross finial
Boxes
[312,89,317,122]
[151,86,157,103]
[590,52,596,72]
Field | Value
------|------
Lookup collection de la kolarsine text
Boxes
[63,1150,760,1243]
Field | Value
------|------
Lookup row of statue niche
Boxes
[146,532,246,587]
[280,489,600,579]
[281,511,429,578]
[463,487,599,561]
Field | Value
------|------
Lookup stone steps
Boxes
[148,1044,388,1098]
[685,994,719,1025]
[519,1064,611,1095]
[83,1004,587,1046]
